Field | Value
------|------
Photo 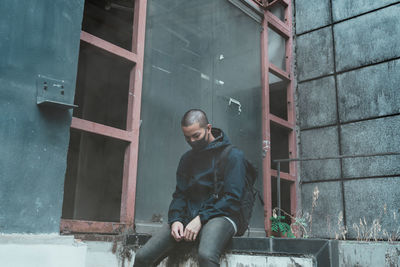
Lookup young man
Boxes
[134,109,247,267]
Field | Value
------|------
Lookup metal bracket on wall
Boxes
[36,75,77,109]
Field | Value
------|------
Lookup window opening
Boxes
[72,42,132,130]
[62,129,128,222]
[82,0,134,50]
[271,177,292,223]
[270,123,290,173]
[269,73,288,120]
[60,0,147,234]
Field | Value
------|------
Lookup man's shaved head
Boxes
[181,109,209,128]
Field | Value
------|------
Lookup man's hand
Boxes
[171,221,184,242]
[184,215,202,241]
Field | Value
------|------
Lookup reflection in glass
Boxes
[136,0,264,229]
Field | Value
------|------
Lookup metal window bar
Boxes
[272,152,400,217]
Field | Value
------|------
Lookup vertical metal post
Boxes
[277,161,281,217]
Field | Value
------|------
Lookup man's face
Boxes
[182,123,211,150]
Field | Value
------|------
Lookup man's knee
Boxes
[198,247,219,265]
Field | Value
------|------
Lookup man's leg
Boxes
[133,224,177,267]
[197,217,235,267]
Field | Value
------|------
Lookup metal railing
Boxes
[272,151,400,217]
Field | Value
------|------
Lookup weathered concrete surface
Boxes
[296,27,334,81]
[129,234,337,266]
[334,4,400,72]
[301,182,344,238]
[0,234,87,267]
[342,155,400,179]
[332,0,398,21]
[85,241,130,267]
[338,241,400,267]
[343,177,400,240]
[155,253,314,267]
[295,0,400,243]
[340,116,400,155]
[300,127,341,181]
[298,76,337,129]
[0,0,84,233]
[295,0,331,34]
[340,116,400,179]
[223,254,314,267]
[337,59,400,123]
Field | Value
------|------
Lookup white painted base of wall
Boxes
[3,235,399,267]
[153,253,314,267]
[77,240,315,267]
[339,241,400,267]
[0,234,87,267]
[84,241,131,267]
[0,235,315,267]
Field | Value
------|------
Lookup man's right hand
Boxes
[171,221,184,242]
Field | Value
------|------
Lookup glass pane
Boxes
[73,42,132,130]
[269,1,286,22]
[62,129,128,222]
[211,2,263,229]
[136,0,263,230]
[82,0,134,51]
[268,27,286,71]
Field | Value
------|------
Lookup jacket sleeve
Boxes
[198,149,246,224]
[168,157,187,225]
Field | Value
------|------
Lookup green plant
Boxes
[271,207,309,238]
[270,212,295,238]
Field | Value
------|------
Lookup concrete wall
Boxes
[0,0,84,233]
[295,1,400,239]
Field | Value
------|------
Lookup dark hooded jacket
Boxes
[168,128,246,227]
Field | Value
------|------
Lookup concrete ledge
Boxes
[0,234,87,267]
[127,235,338,266]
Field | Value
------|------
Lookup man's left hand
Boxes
[184,215,202,241]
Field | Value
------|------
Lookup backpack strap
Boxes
[213,145,234,199]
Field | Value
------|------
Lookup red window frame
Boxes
[259,0,297,235]
[60,0,148,234]
[61,0,297,236]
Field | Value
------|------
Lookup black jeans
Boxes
[133,217,235,267]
